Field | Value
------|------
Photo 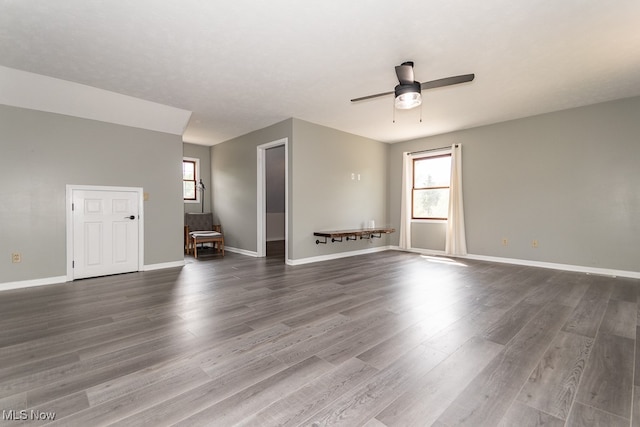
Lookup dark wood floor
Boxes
[1,250,639,426]
[267,240,286,258]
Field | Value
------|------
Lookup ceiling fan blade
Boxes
[350,90,395,103]
[420,74,475,90]
[395,63,415,85]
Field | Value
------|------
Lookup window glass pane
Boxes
[414,156,451,188]
[183,181,196,200]
[413,189,450,219]
[183,161,195,180]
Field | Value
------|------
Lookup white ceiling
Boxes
[1,1,639,146]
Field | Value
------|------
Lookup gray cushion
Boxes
[191,231,221,237]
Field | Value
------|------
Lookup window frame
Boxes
[411,152,452,222]
[182,157,200,203]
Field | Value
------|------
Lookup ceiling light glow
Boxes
[395,92,422,109]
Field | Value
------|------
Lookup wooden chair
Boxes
[184,213,224,258]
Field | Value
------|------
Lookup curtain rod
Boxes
[407,144,458,156]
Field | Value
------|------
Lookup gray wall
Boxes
[183,142,212,214]
[211,119,293,253]
[388,96,640,272]
[0,105,184,283]
[7,92,632,282]
[210,118,388,261]
[266,145,286,213]
[291,119,388,260]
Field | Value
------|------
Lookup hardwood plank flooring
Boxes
[498,401,564,427]
[435,302,574,426]
[574,333,634,419]
[0,250,638,426]
[375,336,503,426]
[566,402,629,427]
[516,331,593,420]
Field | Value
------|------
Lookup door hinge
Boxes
[72,203,75,211]
[72,261,75,268]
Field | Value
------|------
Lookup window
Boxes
[182,157,199,202]
[412,153,451,220]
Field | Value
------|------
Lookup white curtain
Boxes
[445,144,467,255]
[399,152,412,250]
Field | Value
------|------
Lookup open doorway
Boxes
[257,138,288,261]
[265,145,285,257]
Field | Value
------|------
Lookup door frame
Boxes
[66,184,145,281]
[256,138,288,260]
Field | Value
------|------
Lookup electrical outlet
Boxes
[532,240,539,248]
[502,238,508,246]
[11,253,21,263]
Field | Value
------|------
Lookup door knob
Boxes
[125,215,136,220]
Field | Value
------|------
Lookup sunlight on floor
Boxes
[421,255,467,267]
[397,256,470,328]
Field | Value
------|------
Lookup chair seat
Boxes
[187,231,224,258]
[190,231,222,238]
[184,213,224,258]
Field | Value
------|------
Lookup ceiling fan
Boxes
[351,61,474,110]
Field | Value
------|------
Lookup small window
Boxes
[412,154,451,220]
[183,158,199,202]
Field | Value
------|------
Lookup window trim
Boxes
[183,157,200,203]
[411,152,452,221]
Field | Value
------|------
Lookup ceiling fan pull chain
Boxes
[392,98,396,123]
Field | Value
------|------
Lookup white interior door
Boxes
[72,188,140,279]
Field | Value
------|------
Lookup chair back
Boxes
[185,212,214,232]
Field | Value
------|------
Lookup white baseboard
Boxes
[225,246,259,257]
[287,246,391,266]
[143,260,185,271]
[0,275,67,292]
[389,246,446,256]
[4,250,635,293]
[1,261,186,292]
[389,246,640,279]
[462,254,640,279]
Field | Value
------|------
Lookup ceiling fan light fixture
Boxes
[394,82,422,109]
[395,92,422,109]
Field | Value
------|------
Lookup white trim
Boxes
[0,276,68,292]
[389,247,640,279]
[462,254,640,279]
[287,246,392,266]
[225,246,259,257]
[1,259,185,292]
[143,260,185,271]
[66,184,145,281]
[257,138,289,259]
[411,219,447,224]
[389,246,446,256]
[4,250,635,293]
